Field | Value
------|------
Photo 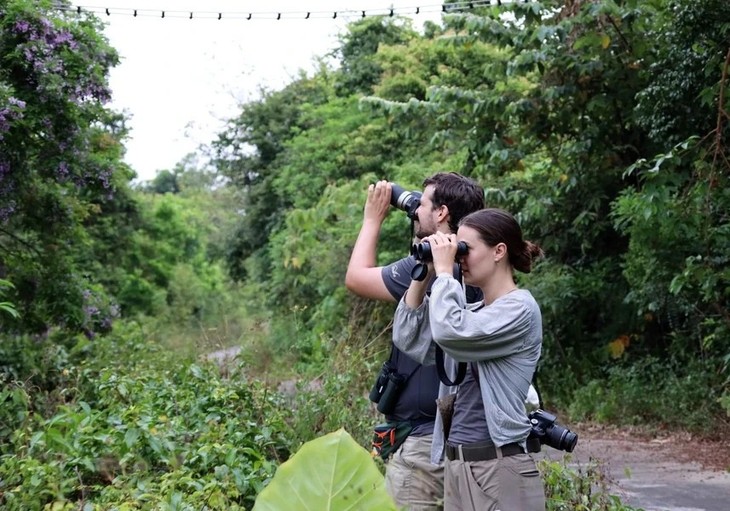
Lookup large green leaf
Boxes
[253,428,397,511]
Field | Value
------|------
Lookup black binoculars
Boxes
[390,183,421,221]
[411,240,469,262]
[369,360,405,415]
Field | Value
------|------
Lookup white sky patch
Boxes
[92,1,444,180]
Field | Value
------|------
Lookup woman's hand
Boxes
[424,232,458,275]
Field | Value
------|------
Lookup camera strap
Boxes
[435,345,467,386]
[392,346,422,383]
[433,262,475,386]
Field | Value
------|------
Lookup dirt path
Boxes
[542,425,730,511]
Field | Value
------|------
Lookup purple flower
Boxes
[8,98,26,109]
[57,162,69,181]
[0,160,10,185]
[0,201,17,223]
[14,20,31,33]
[0,111,9,138]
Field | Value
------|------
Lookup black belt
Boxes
[445,438,541,462]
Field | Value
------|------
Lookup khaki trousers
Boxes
[444,453,545,511]
[385,434,445,510]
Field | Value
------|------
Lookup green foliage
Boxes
[211,72,336,281]
[109,178,239,327]
[286,349,381,448]
[0,0,135,336]
[0,328,290,510]
[634,0,730,146]
[612,137,730,360]
[568,356,725,433]
[2,0,728,507]
[0,382,29,454]
[334,16,417,96]
[0,278,18,319]
[253,429,396,511]
[540,457,641,510]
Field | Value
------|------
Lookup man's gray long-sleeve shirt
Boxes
[392,273,542,465]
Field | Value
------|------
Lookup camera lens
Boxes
[529,409,578,453]
[559,428,578,453]
[546,424,578,453]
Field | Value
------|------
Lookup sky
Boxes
[90,1,445,181]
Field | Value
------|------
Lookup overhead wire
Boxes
[52,0,529,21]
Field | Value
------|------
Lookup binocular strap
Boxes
[435,345,467,386]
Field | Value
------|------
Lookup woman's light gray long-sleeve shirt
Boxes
[392,273,542,465]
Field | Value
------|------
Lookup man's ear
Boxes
[437,204,449,224]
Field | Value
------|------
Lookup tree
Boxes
[333,16,417,96]
[0,0,131,336]
[211,71,335,280]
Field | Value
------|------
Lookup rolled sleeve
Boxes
[392,294,436,365]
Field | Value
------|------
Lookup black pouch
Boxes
[371,421,413,461]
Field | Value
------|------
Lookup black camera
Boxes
[411,241,469,262]
[528,409,578,452]
[390,183,421,221]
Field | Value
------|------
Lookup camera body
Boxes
[411,240,469,262]
[528,409,578,452]
[390,183,421,221]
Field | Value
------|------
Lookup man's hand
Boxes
[345,180,397,301]
[364,180,392,224]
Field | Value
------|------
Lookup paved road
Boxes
[543,437,730,511]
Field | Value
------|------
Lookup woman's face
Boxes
[456,225,497,287]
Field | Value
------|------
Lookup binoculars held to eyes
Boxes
[389,183,421,221]
[411,240,469,262]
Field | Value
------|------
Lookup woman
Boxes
[392,208,545,511]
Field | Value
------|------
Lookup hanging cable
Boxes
[53,1,521,21]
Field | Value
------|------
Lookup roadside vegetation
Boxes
[1,0,728,508]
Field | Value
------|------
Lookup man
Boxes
[346,172,485,511]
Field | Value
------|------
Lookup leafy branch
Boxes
[711,47,730,170]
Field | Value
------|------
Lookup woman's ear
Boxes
[494,242,508,262]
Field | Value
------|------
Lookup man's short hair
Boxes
[423,172,485,232]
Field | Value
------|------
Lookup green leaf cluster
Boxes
[0,329,290,510]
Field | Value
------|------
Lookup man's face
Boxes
[414,185,441,238]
